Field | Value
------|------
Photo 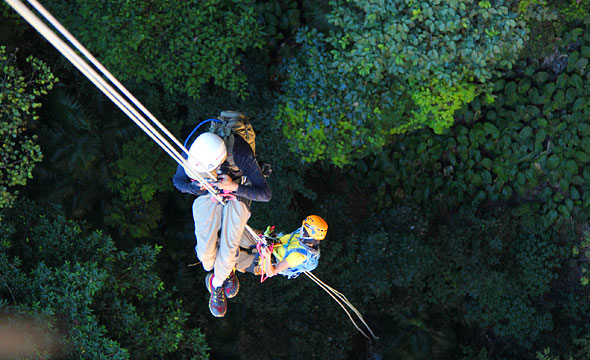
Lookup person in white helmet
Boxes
[173,130,271,317]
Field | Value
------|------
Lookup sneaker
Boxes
[223,269,240,299]
[205,273,227,318]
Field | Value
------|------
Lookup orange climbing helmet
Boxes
[302,215,328,240]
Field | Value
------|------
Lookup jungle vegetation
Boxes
[2,0,590,359]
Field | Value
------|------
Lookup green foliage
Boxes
[409,78,478,135]
[519,0,560,22]
[31,86,135,220]
[327,0,525,85]
[352,26,590,226]
[277,0,527,165]
[277,29,412,166]
[0,199,209,359]
[574,230,590,286]
[517,0,560,59]
[561,0,590,24]
[43,0,264,98]
[0,46,57,209]
[106,136,176,239]
[256,0,300,42]
[340,203,581,358]
[535,347,562,360]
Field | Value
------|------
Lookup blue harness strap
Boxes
[183,119,221,148]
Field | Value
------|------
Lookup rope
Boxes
[303,271,378,342]
[5,0,226,204]
[26,0,187,157]
[6,0,376,342]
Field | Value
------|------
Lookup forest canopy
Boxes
[2,0,590,359]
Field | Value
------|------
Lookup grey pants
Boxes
[192,194,250,282]
[235,229,260,274]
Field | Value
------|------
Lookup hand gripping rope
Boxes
[5,0,377,343]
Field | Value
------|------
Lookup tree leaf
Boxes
[575,58,588,71]
[483,122,500,139]
[534,71,549,84]
[547,155,560,170]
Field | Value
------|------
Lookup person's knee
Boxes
[196,247,216,272]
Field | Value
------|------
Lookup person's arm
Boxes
[269,259,290,276]
[231,137,271,202]
[172,163,208,196]
[260,247,306,277]
[261,248,290,277]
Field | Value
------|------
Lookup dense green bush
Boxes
[277,0,527,165]
[0,46,57,209]
[106,135,176,239]
[30,85,136,221]
[255,0,300,42]
[43,0,264,98]
[277,30,411,166]
[342,203,584,358]
[353,27,590,226]
[0,199,209,359]
[560,0,590,24]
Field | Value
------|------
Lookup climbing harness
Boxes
[5,0,377,342]
[255,238,274,283]
[273,230,320,279]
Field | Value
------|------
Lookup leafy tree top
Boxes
[327,0,526,85]
[276,0,528,166]
[0,199,209,359]
[44,0,264,98]
[0,46,57,209]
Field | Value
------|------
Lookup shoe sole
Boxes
[205,273,213,294]
[209,303,226,318]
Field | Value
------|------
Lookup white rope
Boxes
[303,271,378,341]
[305,271,374,333]
[8,0,177,163]
[25,0,186,154]
[303,271,372,341]
[4,0,226,204]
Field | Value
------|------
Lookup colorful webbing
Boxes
[256,239,274,283]
[209,189,236,202]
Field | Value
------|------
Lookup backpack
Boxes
[184,111,270,181]
[278,233,320,279]
[210,111,256,156]
[183,110,255,155]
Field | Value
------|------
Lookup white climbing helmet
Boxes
[188,132,227,172]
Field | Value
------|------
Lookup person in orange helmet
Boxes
[236,215,328,279]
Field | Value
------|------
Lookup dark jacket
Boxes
[172,135,271,206]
